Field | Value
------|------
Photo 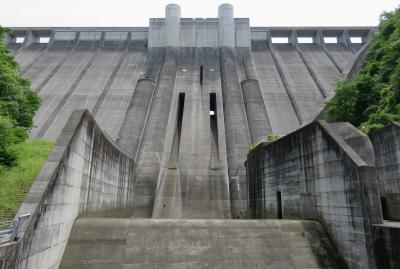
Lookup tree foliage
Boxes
[326,6,400,133]
[0,27,41,166]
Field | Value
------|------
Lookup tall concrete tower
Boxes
[164,3,181,47]
[218,3,235,47]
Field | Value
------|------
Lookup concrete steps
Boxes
[60,218,346,269]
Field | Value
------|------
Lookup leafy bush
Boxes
[326,7,400,133]
[0,27,41,166]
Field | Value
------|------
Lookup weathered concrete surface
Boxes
[220,46,251,218]
[3,7,380,269]
[368,124,400,269]
[250,43,300,136]
[270,44,325,122]
[131,47,178,218]
[0,110,135,269]
[238,48,273,142]
[152,47,231,219]
[60,218,347,269]
[247,120,382,269]
[373,222,400,269]
[369,124,400,221]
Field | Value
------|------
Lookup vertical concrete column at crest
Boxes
[3,33,11,45]
[218,4,235,47]
[23,30,35,48]
[164,4,181,47]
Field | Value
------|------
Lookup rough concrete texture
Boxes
[247,120,382,269]
[2,5,381,269]
[131,47,178,218]
[152,47,231,219]
[373,222,400,269]
[60,218,347,269]
[369,123,400,221]
[220,46,251,218]
[361,122,400,269]
[0,110,135,269]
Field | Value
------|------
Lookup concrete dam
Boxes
[2,3,399,269]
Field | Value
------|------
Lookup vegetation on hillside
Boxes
[0,28,50,221]
[326,7,400,133]
[0,140,53,221]
[0,27,41,166]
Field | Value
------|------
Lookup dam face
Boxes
[4,4,392,269]
[7,7,372,219]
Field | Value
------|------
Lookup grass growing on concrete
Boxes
[0,140,54,221]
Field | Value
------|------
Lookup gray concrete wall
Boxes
[0,110,135,269]
[152,47,231,219]
[368,124,400,269]
[60,218,347,269]
[131,47,178,217]
[247,120,382,269]
[4,26,373,142]
[220,46,251,218]
[369,124,400,221]
[373,223,400,269]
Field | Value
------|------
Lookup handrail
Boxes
[0,214,31,244]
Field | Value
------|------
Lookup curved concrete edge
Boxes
[301,40,372,126]
[247,119,383,269]
[0,109,135,269]
[327,122,375,166]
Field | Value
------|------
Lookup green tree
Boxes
[326,6,400,133]
[0,27,41,166]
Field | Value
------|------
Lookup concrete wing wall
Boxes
[246,120,382,269]
[369,124,400,268]
[369,123,400,220]
[0,109,135,269]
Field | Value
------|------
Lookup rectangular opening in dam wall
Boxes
[178,93,185,132]
[271,37,289,44]
[276,191,282,219]
[210,93,216,116]
[15,37,25,44]
[324,37,338,44]
[169,93,185,168]
[200,65,203,87]
[209,92,219,169]
[381,196,390,220]
[350,37,363,43]
[297,37,313,44]
[39,37,50,44]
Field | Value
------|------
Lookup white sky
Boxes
[1,0,398,27]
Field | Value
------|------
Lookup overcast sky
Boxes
[1,0,398,27]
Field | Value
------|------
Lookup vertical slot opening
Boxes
[169,93,185,169]
[210,93,216,117]
[200,65,204,87]
[210,93,219,169]
[277,191,282,219]
[178,93,185,137]
[381,196,389,220]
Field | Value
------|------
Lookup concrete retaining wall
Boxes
[373,223,400,269]
[369,123,400,220]
[369,124,400,269]
[247,120,382,269]
[0,109,135,269]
